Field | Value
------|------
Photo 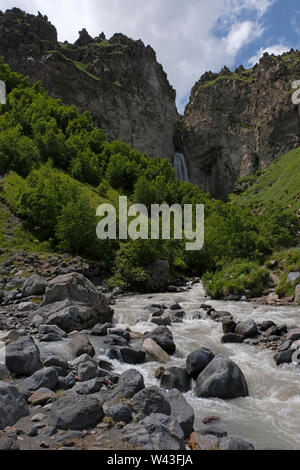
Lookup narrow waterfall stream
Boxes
[173,153,189,182]
[39,283,300,450]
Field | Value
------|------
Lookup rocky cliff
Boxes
[0,8,178,160]
[183,51,300,199]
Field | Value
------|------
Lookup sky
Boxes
[1,0,299,112]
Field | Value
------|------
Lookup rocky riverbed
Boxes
[0,260,299,451]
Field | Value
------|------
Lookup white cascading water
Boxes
[38,283,300,450]
[173,153,189,182]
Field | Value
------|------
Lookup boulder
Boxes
[221,333,244,344]
[190,432,219,450]
[160,367,191,393]
[0,330,19,344]
[133,386,171,417]
[265,325,287,338]
[0,364,10,381]
[144,327,176,355]
[195,355,248,399]
[165,389,194,438]
[23,275,46,297]
[119,348,146,365]
[186,348,214,379]
[259,321,276,332]
[210,311,233,322]
[0,430,20,450]
[73,378,102,395]
[43,356,69,370]
[38,324,67,339]
[151,314,171,326]
[91,323,112,336]
[219,436,254,450]
[235,319,257,338]
[104,335,128,347]
[279,340,293,352]
[110,369,145,400]
[107,404,132,424]
[19,367,59,394]
[121,413,185,450]
[28,388,55,406]
[143,338,170,364]
[48,392,104,430]
[146,259,169,291]
[222,319,237,334]
[274,350,294,366]
[33,273,113,332]
[5,336,42,376]
[286,328,300,342]
[57,373,76,391]
[78,361,98,382]
[287,272,300,283]
[70,335,95,358]
[0,381,29,430]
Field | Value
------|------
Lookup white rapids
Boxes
[39,282,300,450]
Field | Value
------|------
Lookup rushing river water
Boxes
[39,283,300,450]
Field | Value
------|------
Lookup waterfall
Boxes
[173,152,189,182]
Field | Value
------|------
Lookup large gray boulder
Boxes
[48,392,104,430]
[78,361,98,382]
[0,381,29,430]
[32,273,114,332]
[73,378,102,395]
[5,336,42,377]
[107,404,132,424]
[19,367,59,394]
[287,272,300,284]
[132,386,171,417]
[121,413,185,450]
[23,275,46,297]
[70,335,95,358]
[143,338,170,364]
[110,369,145,401]
[165,389,194,438]
[186,348,214,379]
[144,327,176,355]
[235,319,257,339]
[195,355,248,399]
[160,367,191,393]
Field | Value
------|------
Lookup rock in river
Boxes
[195,355,249,399]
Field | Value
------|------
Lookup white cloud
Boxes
[248,43,291,66]
[0,0,275,112]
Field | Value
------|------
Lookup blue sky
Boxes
[1,1,299,112]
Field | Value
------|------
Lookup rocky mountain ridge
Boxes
[0,8,178,161]
[182,51,300,198]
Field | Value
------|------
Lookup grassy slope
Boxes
[0,170,120,260]
[231,146,300,213]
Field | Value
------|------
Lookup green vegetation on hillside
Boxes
[231,147,300,213]
[0,58,299,295]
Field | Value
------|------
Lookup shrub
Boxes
[203,260,270,299]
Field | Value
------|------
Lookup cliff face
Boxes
[183,52,300,199]
[0,8,178,160]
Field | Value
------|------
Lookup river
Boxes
[39,282,300,450]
